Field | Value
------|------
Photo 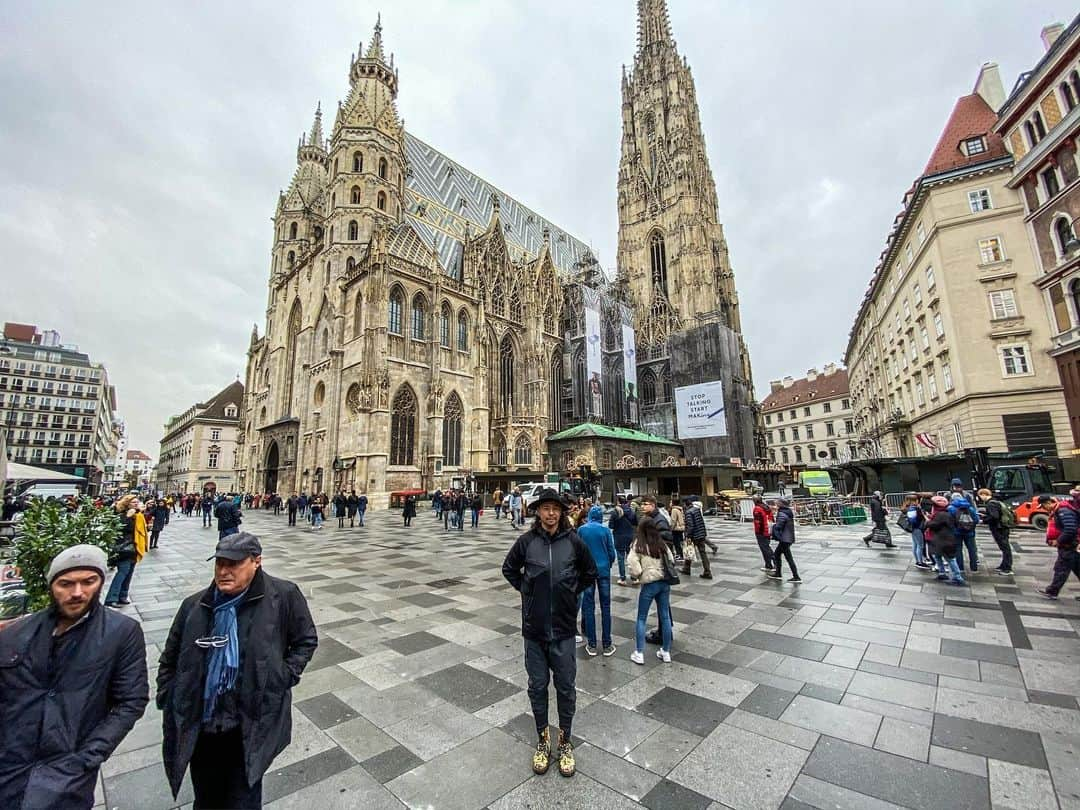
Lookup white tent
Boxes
[5,462,86,484]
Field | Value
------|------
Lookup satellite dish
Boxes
[818,451,829,459]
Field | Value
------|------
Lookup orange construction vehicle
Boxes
[1012,495,1060,532]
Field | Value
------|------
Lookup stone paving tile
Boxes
[359,744,424,784]
[738,683,797,721]
[930,714,1048,769]
[640,778,712,810]
[874,716,931,761]
[939,638,1019,666]
[415,662,520,712]
[262,746,357,804]
[575,742,662,802]
[295,692,360,730]
[624,723,703,776]
[636,686,734,736]
[780,695,882,747]
[729,628,831,661]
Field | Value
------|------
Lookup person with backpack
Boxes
[899,494,932,570]
[1037,489,1080,600]
[751,495,773,571]
[926,495,965,585]
[948,492,980,574]
[978,488,1014,576]
[766,497,800,582]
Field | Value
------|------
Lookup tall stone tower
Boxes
[617,0,761,461]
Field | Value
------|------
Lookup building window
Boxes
[514,434,532,466]
[778,428,786,442]
[905,244,913,265]
[919,323,930,350]
[926,266,936,289]
[443,393,463,467]
[509,292,522,322]
[286,250,295,268]
[439,304,451,347]
[649,231,668,294]
[378,157,388,179]
[641,370,656,407]
[842,398,849,409]
[1042,167,1061,199]
[499,336,515,412]
[224,404,237,418]
[927,370,938,399]
[792,426,800,441]
[964,137,985,156]
[903,299,911,320]
[388,288,403,335]
[777,412,783,422]
[794,446,803,463]
[1000,345,1031,376]
[808,445,817,461]
[844,419,853,434]
[942,361,954,391]
[803,406,811,417]
[765,414,771,425]
[978,236,1004,264]
[390,386,417,465]
[789,409,796,420]
[953,422,964,450]
[913,283,922,306]
[1055,217,1076,257]
[826,421,835,436]
[411,294,426,340]
[968,189,992,213]
[916,221,926,243]
[210,429,221,441]
[457,310,469,351]
[915,380,925,407]
[988,289,1019,320]
[288,222,298,240]
[768,449,776,462]
[351,186,361,204]
[933,311,945,338]
[348,220,358,240]
[353,151,363,172]
[491,280,505,315]
[208,450,219,469]
[1062,74,1079,111]
[781,447,789,464]
[377,191,387,211]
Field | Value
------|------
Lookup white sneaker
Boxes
[630,650,644,665]
[656,649,671,663]
[575,635,583,644]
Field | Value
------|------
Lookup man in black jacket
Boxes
[0,545,148,810]
[681,496,712,579]
[157,532,318,809]
[503,489,597,779]
[214,496,243,540]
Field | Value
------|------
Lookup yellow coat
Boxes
[134,512,149,562]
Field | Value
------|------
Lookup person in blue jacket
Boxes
[948,492,980,573]
[608,495,638,586]
[579,505,617,657]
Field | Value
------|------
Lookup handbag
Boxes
[896,513,912,532]
[683,540,696,562]
[660,550,681,585]
[872,527,892,544]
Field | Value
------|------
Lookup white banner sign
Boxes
[584,288,603,417]
[621,321,637,423]
[674,380,728,439]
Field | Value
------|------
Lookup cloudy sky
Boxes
[1,1,1074,459]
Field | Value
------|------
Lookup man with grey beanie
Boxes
[0,544,149,809]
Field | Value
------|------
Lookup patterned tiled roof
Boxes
[402,133,595,275]
[922,93,1008,176]
[760,369,848,412]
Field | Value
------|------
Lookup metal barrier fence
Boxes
[717,492,939,527]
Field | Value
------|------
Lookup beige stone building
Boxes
[846,64,1069,459]
[994,19,1080,457]
[157,381,243,494]
[761,365,854,469]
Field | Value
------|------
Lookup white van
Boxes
[20,483,82,500]
[518,482,548,511]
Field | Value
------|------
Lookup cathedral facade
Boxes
[235,2,760,501]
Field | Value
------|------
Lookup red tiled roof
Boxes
[922,93,1008,176]
[126,449,151,460]
[760,369,849,412]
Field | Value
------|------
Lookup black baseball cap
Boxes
[208,531,263,561]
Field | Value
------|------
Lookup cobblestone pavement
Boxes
[94,507,1080,809]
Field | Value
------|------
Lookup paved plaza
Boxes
[93,507,1080,809]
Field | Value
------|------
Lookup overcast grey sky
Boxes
[1,1,1074,459]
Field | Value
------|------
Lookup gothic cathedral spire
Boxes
[636,0,674,53]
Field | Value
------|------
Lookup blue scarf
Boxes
[202,588,247,723]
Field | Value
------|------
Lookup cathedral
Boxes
[235,1,759,501]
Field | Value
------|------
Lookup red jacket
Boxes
[752,503,772,537]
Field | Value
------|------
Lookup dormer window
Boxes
[963,137,985,157]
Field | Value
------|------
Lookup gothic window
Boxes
[352,151,363,172]
[287,251,295,269]
[457,310,469,351]
[509,291,522,322]
[543,303,555,334]
[350,186,361,204]
[332,193,336,207]
[389,386,417,466]
[492,434,507,466]
[573,347,586,417]
[346,256,354,273]
[649,231,668,295]
[353,293,363,338]
[320,329,329,356]
[348,220,358,240]
[443,393,463,467]
[500,335,515,412]
[439,303,451,348]
[514,434,532,466]
[289,222,298,240]
[549,350,563,433]
[283,300,302,415]
[492,280,505,315]
[411,294,426,340]
[388,287,404,335]
[661,366,672,403]
[640,369,657,407]
[329,225,334,242]
[378,157,388,179]
[377,191,387,211]
[1062,78,1078,112]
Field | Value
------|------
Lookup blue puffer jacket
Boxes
[578,506,617,572]
[608,503,638,552]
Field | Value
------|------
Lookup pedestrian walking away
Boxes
[767,497,801,582]
[357,491,368,527]
[681,496,712,579]
[471,491,483,528]
[978,488,1014,575]
[287,493,298,526]
[752,494,774,571]
[403,494,417,527]
[1038,489,1080,599]
[628,516,675,664]
[579,505,617,657]
[157,532,318,809]
[668,497,686,560]
[609,495,637,586]
[0,545,149,810]
[948,492,980,573]
[347,491,358,527]
[334,491,347,528]
[502,488,597,778]
[492,487,504,521]
[201,492,214,528]
[214,495,243,540]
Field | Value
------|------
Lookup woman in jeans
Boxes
[104,495,148,607]
[627,516,674,664]
[903,495,932,570]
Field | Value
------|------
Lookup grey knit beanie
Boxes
[47,544,108,584]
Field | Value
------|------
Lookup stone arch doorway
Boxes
[265,441,280,493]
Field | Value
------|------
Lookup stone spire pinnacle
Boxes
[367,13,385,62]
[637,0,674,53]
[307,102,324,147]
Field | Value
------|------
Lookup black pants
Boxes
[990,526,1012,572]
[524,637,576,736]
[755,534,774,567]
[288,510,297,526]
[671,530,685,558]
[681,540,711,575]
[1047,546,1080,595]
[774,541,798,579]
[150,530,161,549]
[190,728,262,810]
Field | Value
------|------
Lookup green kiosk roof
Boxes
[546,423,682,447]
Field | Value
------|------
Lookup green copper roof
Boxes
[545,423,682,447]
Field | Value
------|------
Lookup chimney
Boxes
[1042,23,1065,52]
[974,62,1005,112]
[806,368,818,382]
[824,362,837,375]
[769,379,783,393]
[782,376,794,388]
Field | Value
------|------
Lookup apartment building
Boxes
[158,381,243,494]
[995,18,1080,457]
[0,323,120,493]
[845,65,1069,459]
[761,365,854,468]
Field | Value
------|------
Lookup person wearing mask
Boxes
[609,495,638,586]
[502,489,597,778]
[627,516,675,664]
[578,505,617,657]
[948,492,980,574]
[751,495,773,572]
[1037,490,1080,599]
[978,488,1014,576]
[157,532,318,808]
[681,496,712,579]
[0,545,148,809]
[766,497,800,582]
